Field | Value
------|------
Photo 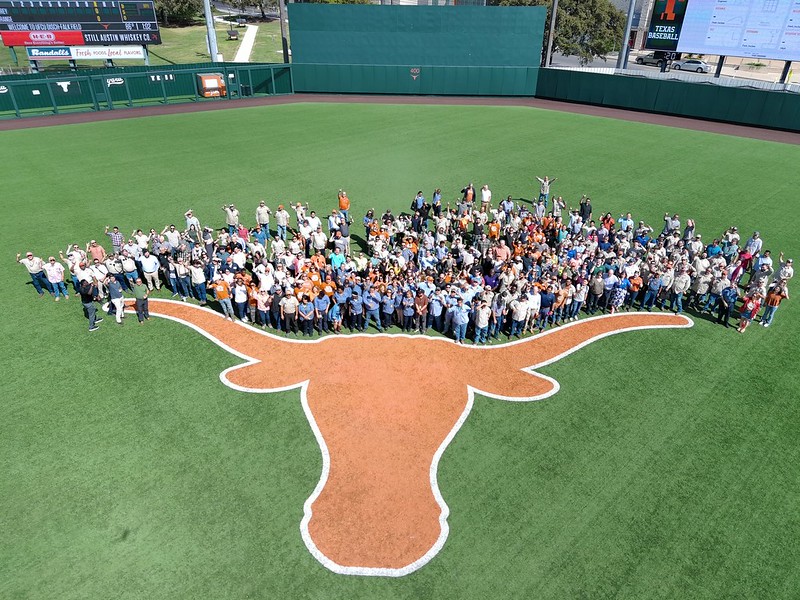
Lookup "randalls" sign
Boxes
[26,47,72,60]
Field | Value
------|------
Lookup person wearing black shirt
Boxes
[79,279,103,332]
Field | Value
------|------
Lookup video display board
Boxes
[0,1,161,46]
[678,0,800,61]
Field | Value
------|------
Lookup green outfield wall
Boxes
[536,69,800,132]
[0,63,292,118]
[288,5,546,96]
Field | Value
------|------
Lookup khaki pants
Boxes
[144,271,161,290]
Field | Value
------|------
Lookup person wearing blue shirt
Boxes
[381,290,396,329]
[393,290,404,327]
[450,298,471,343]
[328,300,342,334]
[252,226,268,248]
[313,293,331,334]
[432,188,442,217]
[642,274,662,311]
[537,287,556,331]
[363,290,383,332]
[349,291,364,332]
[716,283,739,328]
[330,247,346,271]
[298,296,316,337]
[428,289,445,332]
[401,290,416,332]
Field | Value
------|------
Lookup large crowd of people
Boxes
[16,179,792,338]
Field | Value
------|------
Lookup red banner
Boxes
[0,31,85,47]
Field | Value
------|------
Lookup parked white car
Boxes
[672,59,711,73]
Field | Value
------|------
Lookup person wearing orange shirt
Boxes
[211,279,235,321]
[338,190,351,222]
[627,271,643,309]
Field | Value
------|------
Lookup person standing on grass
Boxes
[211,278,235,321]
[536,175,557,207]
[760,280,788,328]
[44,256,69,301]
[79,278,102,332]
[737,292,762,334]
[222,204,240,236]
[106,276,126,324]
[256,201,272,237]
[280,290,299,335]
[105,226,124,254]
[132,278,150,324]
[716,282,739,329]
[16,251,52,298]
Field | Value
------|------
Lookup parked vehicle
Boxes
[635,52,665,67]
[672,59,711,73]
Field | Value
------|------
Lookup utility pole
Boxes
[279,0,290,64]
[544,0,558,67]
[616,0,636,70]
[202,0,219,63]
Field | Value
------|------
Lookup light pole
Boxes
[616,0,636,70]
[203,0,220,63]
[279,0,290,64]
[544,0,558,67]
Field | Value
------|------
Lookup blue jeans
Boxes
[510,318,525,337]
[489,313,505,337]
[30,271,51,296]
[51,281,69,298]
[643,289,659,310]
[474,325,489,344]
[703,293,719,312]
[177,276,191,298]
[219,297,235,319]
[364,309,382,331]
[670,292,684,313]
[235,301,247,320]
[570,301,583,318]
[761,304,778,325]
[277,224,287,240]
[193,282,207,303]
[453,322,467,342]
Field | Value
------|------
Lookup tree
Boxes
[494,0,625,66]
[155,0,203,26]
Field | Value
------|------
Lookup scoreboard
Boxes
[0,1,161,46]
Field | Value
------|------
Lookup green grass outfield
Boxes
[1,103,798,599]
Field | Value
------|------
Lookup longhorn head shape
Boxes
[143,299,692,577]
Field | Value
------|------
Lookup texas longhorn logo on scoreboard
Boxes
[659,0,686,21]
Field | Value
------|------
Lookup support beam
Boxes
[714,55,725,78]
[779,61,792,84]
[544,0,558,68]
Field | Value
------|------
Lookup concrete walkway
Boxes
[233,24,258,63]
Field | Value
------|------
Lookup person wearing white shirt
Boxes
[139,251,161,290]
[184,210,201,232]
[255,201,272,229]
[481,184,492,207]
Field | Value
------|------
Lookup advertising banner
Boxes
[0,30,85,46]
[26,46,146,61]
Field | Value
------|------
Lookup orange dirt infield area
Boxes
[143,299,692,575]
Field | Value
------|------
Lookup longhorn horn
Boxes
[469,312,692,400]
[144,299,311,389]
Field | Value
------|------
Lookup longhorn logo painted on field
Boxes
[143,299,692,577]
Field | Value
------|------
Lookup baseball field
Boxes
[2,101,798,599]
